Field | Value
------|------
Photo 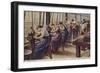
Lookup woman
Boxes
[59,22,68,51]
[32,25,50,59]
[50,23,61,53]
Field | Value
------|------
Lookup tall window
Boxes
[24,11,46,37]
[50,12,66,24]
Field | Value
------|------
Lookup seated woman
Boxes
[32,25,50,59]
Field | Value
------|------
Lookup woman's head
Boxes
[59,22,63,25]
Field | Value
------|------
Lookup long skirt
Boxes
[51,33,61,52]
[61,29,68,43]
[32,38,49,59]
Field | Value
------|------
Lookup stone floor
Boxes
[43,44,90,60]
[24,43,90,61]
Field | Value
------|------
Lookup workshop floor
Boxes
[44,44,90,60]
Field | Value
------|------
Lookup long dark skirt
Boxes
[51,33,61,52]
[32,38,49,59]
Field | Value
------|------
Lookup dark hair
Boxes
[83,19,85,21]
[30,27,32,29]
[59,22,63,24]
[28,33,31,36]
[38,25,43,28]
[81,32,84,35]
[51,24,54,25]
[72,19,74,21]
[65,18,68,21]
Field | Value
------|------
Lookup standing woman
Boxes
[50,23,61,53]
[59,22,68,52]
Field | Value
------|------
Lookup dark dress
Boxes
[51,28,61,52]
[32,30,50,59]
[33,37,49,59]
[61,25,69,43]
